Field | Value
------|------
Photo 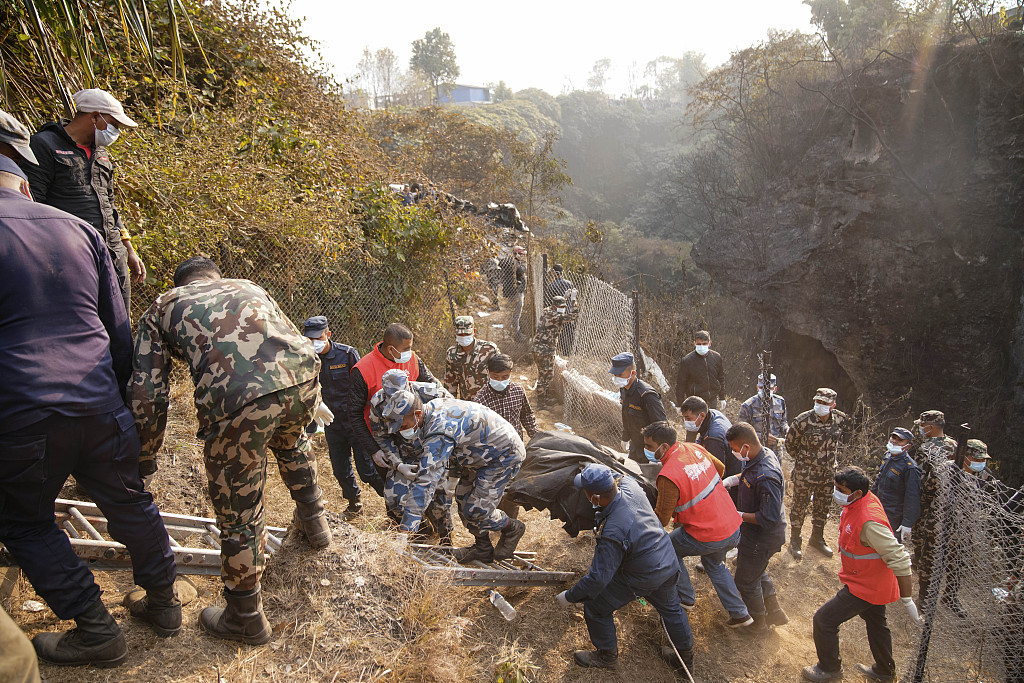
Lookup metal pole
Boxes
[442,261,457,327]
[632,290,647,375]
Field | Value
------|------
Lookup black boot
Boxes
[573,648,619,669]
[123,583,182,637]
[660,645,694,672]
[789,533,804,560]
[452,533,494,564]
[764,593,789,626]
[747,613,769,633]
[32,599,127,668]
[199,585,272,645]
[345,495,363,516]
[292,486,332,548]
[493,519,526,560]
[809,524,833,558]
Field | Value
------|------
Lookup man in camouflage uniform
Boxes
[912,410,957,606]
[785,388,850,560]
[444,315,500,400]
[130,256,332,645]
[532,295,578,407]
[382,390,527,564]
[737,373,789,454]
[369,369,456,544]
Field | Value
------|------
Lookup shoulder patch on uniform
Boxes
[329,364,347,370]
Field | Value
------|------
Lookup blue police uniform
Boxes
[564,475,694,655]
[870,451,921,537]
[734,446,786,617]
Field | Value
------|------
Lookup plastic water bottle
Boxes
[554,422,575,434]
[489,590,516,621]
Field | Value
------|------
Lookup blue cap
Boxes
[301,315,328,338]
[381,389,417,433]
[608,352,635,375]
[574,463,616,493]
[0,155,28,182]
[757,373,777,387]
[890,427,914,442]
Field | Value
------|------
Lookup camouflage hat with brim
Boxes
[381,389,417,433]
[965,439,990,459]
[813,388,837,403]
[552,296,566,306]
[0,109,37,164]
[381,369,410,396]
[454,315,474,331]
[914,410,945,426]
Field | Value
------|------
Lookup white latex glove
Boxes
[901,597,924,626]
[555,590,571,607]
[718,399,727,411]
[737,509,745,521]
[723,475,740,488]
[371,450,390,469]
[396,463,419,479]
[313,403,335,428]
[620,440,630,452]
[898,526,912,545]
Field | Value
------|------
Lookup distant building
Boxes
[438,84,491,105]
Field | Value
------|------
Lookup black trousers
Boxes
[0,407,176,620]
[324,426,382,500]
[812,585,894,675]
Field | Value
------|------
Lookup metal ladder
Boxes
[402,543,574,587]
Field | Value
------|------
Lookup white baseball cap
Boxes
[72,89,138,128]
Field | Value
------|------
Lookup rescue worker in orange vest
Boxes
[643,421,754,628]
[802,466,924,683]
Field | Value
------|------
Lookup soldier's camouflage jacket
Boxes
[534,305,577,352]
[917,435,958,525]
[444,339,500,400]
[785,408,850,467]
[402,398,525,530]
[130,278,319,464]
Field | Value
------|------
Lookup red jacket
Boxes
[838,492,901,605]
[351,343,420,430]
[659,442,740,543]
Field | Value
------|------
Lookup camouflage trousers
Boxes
[789,458,835,537]
[385,469,455,538]
[454,448,524,535]
[533,347,555,399]
[200,379,320,591]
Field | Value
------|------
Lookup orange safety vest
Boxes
[352,343,420,430]
[658,442,740,543]
[838,492,901,605]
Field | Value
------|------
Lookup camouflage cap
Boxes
[381,389,417,433]
[381,369,410,396]
[552,295,566,306]
[914,410,945,426]
[454,315,474,331]
[965,439,990,459]
[814,388,837,403]
[0,109,37,164]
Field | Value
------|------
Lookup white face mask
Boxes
[919,426,928,438]
[833,488,853,506]
[390,346,412,364]
[556,307,566,315]
[94,119,120,147]
[695,344,710,356]
[886,442,904,455]
[456,334,474,346]
[399,426,416,440]
[312,339,327,353]
[611,375,630,388]
[489,378,510,391]
[813,403,831,417]
[683,419,699,432]
[967,460,986,473]
[732,446,750,462]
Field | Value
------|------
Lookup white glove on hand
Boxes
[718,399,727,411]
[313,403,335,428]
[898,526,912,545]
[723,475,740,489]
[371,450,390,469]
[737,510,745,521]
[555,590,571,607]
[396,463,419,479]
[901,597,924,626]
[620,440,630,452]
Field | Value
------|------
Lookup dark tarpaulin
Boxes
[503,430,657,537]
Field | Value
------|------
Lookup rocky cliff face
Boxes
[693,37,1024,473]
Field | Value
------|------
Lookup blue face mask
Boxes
[489,378,510,391]
[643,447,660,463]
[967,460,986,473]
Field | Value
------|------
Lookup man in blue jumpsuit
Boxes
[869,427,920,544]
[302,316,380,511]
[382,390,527,563]
[555,463,696,673]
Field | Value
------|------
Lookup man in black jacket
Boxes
[21,89,146,313]
[609,352,667,463]
[675,330,726,411]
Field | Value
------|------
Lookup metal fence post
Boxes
[632,290,646,375]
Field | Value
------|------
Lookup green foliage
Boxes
[409,27,460,102]
[490,80,513,102]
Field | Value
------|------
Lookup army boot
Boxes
[809,524,834,558]
[123,583,182,637]
[493,519,526,560]
[199,585,272,645]
[746,612,769,633]
[765,593,790,626]
[660,645,694,673]
[292,486,332,548]
[452,533,494,564]
[789,533,803,560]
[32,599,127,668]
[573,648,619,669]
[345,495,363,516]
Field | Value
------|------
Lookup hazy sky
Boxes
[288,0,817,96]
